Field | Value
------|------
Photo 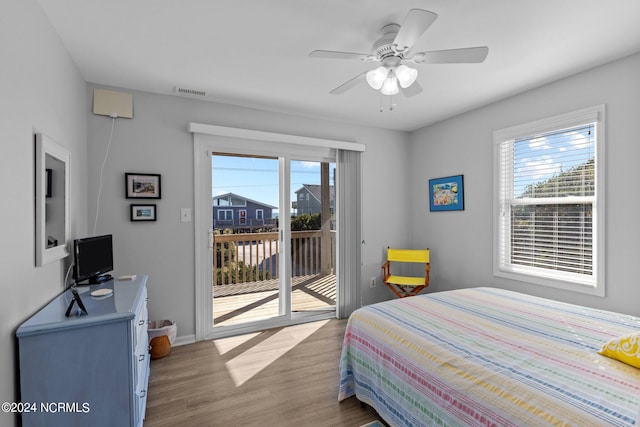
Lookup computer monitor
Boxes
[73,234,114,285]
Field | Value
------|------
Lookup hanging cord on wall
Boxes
[92,115,117,236]
[64,262,74,289]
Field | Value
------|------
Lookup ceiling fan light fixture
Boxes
[310,8,490,103]
[366,66,388,90]
[395,65,418,88]
[380,75,399,96]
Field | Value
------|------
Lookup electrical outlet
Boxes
[370,277,376,288]
[180,208,192,222]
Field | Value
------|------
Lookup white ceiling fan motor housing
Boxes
[371,23,402,60]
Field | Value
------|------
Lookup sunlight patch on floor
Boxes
[218,320,330,387]
[213,332,261,356]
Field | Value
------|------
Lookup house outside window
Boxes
[493,105,605,296]
[212,192,277,231]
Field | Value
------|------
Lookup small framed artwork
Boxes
[130,204,157,222]
[125,173,161,199]
[429,174,464,211]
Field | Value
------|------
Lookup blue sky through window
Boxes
[211,155,335,217]
[512,124,594,198]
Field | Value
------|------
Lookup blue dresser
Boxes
[16,275,149,427]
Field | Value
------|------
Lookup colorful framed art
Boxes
[429,175,464,211]
[130,204,157,222]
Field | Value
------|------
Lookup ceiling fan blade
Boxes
[400,81,423,98]
[309,50,372,61]
[329,72,367,95]
[393,9,438,52]
[410,46,489,64]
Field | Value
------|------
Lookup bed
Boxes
[338,287,640,426]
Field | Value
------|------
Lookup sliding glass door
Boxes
[289,160,336,314]
[208,152,336,336]
[211,154,282,327]
[191,123,363,341]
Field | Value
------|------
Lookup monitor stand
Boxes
[90,274,113,284]
[74,274,114,286]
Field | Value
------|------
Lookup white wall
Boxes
[85,85,412,341]
[409,52,640,315]
[0,1,87,425]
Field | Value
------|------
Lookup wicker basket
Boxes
[150,335,171,359]
[148,320,177,344]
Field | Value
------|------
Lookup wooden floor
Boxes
[213,274,336,326]
[144,319,381,427]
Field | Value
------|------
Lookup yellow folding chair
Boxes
[381,247,430,298]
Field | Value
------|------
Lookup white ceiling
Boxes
[37,0,640,132]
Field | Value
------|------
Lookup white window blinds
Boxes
[494,105,605,295]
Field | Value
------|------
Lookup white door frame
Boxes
[190,123,364,340]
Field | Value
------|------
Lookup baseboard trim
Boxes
[170,312,337,345]
[173,334,196,347]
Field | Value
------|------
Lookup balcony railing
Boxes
[213,230,336,286]
[213,218,277,232]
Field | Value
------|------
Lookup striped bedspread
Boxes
[338,287,640,426]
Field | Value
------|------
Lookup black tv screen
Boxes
[73,234,114,284]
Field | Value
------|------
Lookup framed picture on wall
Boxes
[125,173,161,199]
[429,174,464,211]
[130,204,157,222]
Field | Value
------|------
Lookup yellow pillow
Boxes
[598,332,640,369]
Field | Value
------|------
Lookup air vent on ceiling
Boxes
[174,86,208,97]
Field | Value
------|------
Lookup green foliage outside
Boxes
[519,159,594,199]
[214,229,271,284]
[216,261,268,284]
[290,213,321,231]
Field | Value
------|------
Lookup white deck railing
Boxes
[213,231,335,286]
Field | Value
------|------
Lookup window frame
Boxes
[217,209,233,221]
[229,195,247,207]
[493,105,605,296]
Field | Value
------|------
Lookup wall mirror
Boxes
[35,133,70,266]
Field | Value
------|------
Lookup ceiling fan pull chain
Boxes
[378,92,396,112]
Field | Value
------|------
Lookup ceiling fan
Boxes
[309,9,488,98]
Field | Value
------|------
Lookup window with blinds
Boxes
[494,106,605,295]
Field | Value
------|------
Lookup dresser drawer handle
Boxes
[140,390,146,398]
[138,354,146,362]
[138,319,146,326]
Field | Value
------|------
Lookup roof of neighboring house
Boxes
[212,192,277,209]
[295,184,335,203]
